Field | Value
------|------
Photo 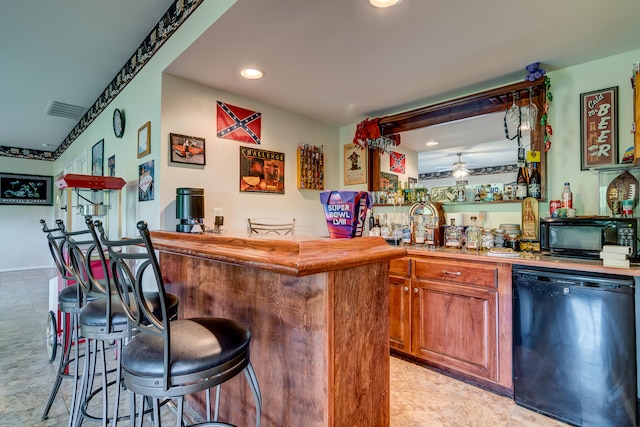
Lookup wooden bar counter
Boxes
[149,231,406,427]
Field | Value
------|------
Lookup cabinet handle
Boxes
[443,270,461,276]
[403,286,409,292]
[414,288,418,293]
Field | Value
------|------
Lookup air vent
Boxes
[46,100,87,120]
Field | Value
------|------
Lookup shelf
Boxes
[372,199,531,208]
[587,164,639,173]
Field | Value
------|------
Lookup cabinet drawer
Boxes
[414,259,498,288]
[390,257,411,277]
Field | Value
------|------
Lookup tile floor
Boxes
[0,268,569,427]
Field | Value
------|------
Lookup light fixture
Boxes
[240,68,264,79]
[370,0,402,7]
[452,168,469,178]
[425,141,439,147]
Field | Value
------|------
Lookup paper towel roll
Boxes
[445,213,464,226]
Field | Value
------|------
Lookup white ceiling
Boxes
[3,0,640,166]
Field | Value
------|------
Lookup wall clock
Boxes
[113,108,125,138]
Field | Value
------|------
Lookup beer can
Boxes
[550,200,561,217]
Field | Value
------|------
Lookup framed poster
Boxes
[92,139,104,176]
[580,86,618,169]
[344,143,367,185]
[138,160,154,201]
[240,146,284,194]
[170,133,206,165]
[0,172,53,205]
[137,121,151,158]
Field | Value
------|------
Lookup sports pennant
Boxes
[389,151,405,174]
[216,101,262,145]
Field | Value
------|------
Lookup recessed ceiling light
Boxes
[425,141,439,147]
[370,0,402,8]
[240,68,264,79]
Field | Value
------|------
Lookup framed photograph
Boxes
[580,86,618,169]
[344,143,367,185]
[138,160,154,201]
[137,121,151,158]
[0,172,53,206]
[92,139,104,176]
[240,146,284,194]
[408,177,417,185]
[170,133,206,165]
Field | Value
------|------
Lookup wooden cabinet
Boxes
[389,254,513,394]
[389,257,411,352]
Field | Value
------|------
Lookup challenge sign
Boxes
[320,191,371,238]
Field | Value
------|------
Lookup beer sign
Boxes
[580,86,618,169]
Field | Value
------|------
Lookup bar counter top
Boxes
[405,246,640,277]
[149,230,406,276]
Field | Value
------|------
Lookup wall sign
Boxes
[240,147,284,194]
[0,172,53,205]
[343,143,366,186]
[580,86,618,169]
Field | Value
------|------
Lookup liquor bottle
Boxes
[465,216,481,251]
[516,163,529,200]
[444,218,462,248]
[561,182,573,208]
[528,162,541,199]
[413,215,426,246]
[369,216,381,236]
[522,199,537,240]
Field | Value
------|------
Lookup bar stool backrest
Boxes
[40,219,74,283]
[96,220,172,388]
[248,218,295,235]
[62,220,107,297]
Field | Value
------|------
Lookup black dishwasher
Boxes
[513,266,637,426]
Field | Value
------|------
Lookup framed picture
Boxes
[169,133,206,165]
[239,146,284,194]
[580,86,618,169]
[107,155,115,177]
[92,139,104,176]
[344,143,367,185]
[137,121,151,158]
[0,172,53,206]
[138,160,154,201]
[380,171,398,191]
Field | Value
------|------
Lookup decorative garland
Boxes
[541,76,553,152]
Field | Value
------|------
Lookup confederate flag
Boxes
[389,151,405,174]
[216,101,262,144]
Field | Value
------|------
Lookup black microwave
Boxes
[540,217,638,261]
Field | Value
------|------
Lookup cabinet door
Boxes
[411,278,498,381]
[389,275,411,352]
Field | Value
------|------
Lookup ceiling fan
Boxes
[435,152,472,177]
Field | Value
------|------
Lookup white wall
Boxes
[160,74,340,235]
[0,157,55,271]
[547,48,640,216]
[52,0,237,238]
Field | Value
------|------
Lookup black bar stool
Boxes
[40,219,98,424]
[67,218,179,427]
[97,220,262,427]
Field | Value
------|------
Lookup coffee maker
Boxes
[175,187,205,232]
